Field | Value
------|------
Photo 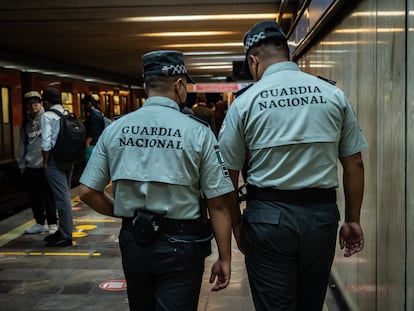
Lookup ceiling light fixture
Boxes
[184,51,234,56]
[138,31,236,37]
[320,41,370,45]
[189,62,232,66]
[193,65,233,70]
[164,42,242,48]
[189,55,245,60]
[119,13,278,22]
[334,28,404,33]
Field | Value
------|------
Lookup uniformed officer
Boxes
[218,20,368,311]
[79,50,233,311]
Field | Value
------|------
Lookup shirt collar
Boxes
[262,61,300,79]
[50,104,64,112]
[143,96,180,111]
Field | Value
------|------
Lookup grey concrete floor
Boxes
[0,188,343,311]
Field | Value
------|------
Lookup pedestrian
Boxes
[41,87,73,247]
[79,50,233,311]
[218,20,368,311]
[17,91,57,235]
[192,93,217,135]
[214,99,227,133]
[181,104,194,115]
[82,95,105,162]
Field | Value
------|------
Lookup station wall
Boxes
[298,0,413,309]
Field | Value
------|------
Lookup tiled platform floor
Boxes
[0,187,343,311]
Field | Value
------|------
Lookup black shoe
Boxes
[44,231,61,242]
[45,239,72,247]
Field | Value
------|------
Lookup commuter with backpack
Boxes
[41,87,85,247]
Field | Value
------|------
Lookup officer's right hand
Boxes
[209,258,231,291]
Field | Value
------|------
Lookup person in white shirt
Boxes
[41,87,73,247]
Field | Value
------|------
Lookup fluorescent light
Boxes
[210,76,228,81]
[189,55,245,60]
[184,51,234,56]
[298,63,333,68]
[335,28,404,33]
[351,11,414,17]
[314,50,352,53]
[119,13,277,22]
[351,11,405,17]
[320,41,370,45]
[163,42,242,48]
[189,62,232,66]
[138,31,236,37]
[192,65,233,70]
[191,75,228,81]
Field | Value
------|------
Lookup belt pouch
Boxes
[132,212,160,245]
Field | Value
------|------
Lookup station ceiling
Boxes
[0,0,302,86]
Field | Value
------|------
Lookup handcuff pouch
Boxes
[132,212,160,245]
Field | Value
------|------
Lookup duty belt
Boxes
[122,216,203,235]
[247,185,336,204]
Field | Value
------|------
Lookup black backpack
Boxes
[50,109,86,170]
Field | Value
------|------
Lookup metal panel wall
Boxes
[298,0,410,309]
[406,0,414,309]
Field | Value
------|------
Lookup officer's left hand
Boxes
[209,258,231,291]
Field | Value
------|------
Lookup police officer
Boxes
[218,20,368,310]
[79,50,233,311]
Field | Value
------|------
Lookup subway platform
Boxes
[0,185,343,311]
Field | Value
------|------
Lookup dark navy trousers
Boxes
[243,200,340,311]
[119,222,206,311]
[23,167,56,225]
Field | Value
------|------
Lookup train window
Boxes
[61,91,73,112]
[113,95,120,115]
[77,92,85,118]
[92,94,99,102]
[103,94,110,117]
[1,87,9,124]
[133,98,139,110]
[0,87,13,160]
[121,96,127,114]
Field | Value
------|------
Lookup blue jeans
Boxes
[44,156,73,240]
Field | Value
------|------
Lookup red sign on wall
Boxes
[187,83,248,93]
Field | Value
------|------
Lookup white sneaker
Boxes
[25,223,49,234]
[48,224,58,235]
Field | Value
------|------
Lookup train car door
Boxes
[0,86,29,218]
[0,87,13,160]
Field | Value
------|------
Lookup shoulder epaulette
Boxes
[234,83,254,98]
[188,114,210,127]
[317,75,336,85]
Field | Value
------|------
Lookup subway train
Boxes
[0,67,147,219]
